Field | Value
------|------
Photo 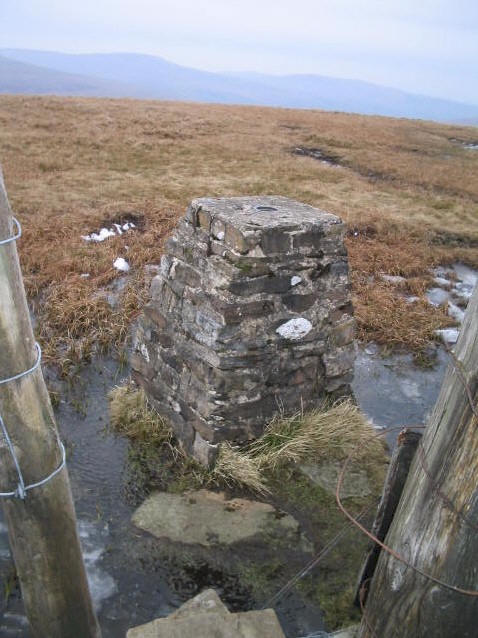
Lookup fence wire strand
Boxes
[0,217,66,499]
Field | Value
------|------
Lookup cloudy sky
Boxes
[2,0,478,104]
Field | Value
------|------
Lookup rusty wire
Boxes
[445,345,478,420]
[336,426,478,599]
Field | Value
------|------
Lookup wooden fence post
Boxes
[0,170,101,637]
[357,283,478,637]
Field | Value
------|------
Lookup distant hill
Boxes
[2,48,478,122]
[0,55,137,98]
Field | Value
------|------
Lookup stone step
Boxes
[127,589,286,638]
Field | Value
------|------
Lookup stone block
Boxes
[323,343,356,377]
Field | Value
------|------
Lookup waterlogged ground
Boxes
[0,261,476,636]
[1,261,476,637]
[0,359,325,637]
[0,333,458,638]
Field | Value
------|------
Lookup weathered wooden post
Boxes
[0,171,101,637]
[357,284,478,637]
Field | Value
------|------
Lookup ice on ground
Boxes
[426,287,450,306]
[429,263,477,309]
[435,328,459,345]
[448,302,465,323]
[400,379,420,399]
[276,318,312,340]
[291,275,302,286]
[82,222,136,242]
[113,257,130,272]
[78,520,117,611]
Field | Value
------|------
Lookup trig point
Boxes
[132,196,355,464]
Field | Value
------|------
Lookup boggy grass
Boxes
[108,385,385,495]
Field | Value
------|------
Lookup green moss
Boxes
[235,260,253,273]
[237,560,284,599]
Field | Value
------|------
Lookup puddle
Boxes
[449,138,478,150]
[0,358,177,638]
[352,345,449,450]
[0,358,322,637]
[292,146,342,167]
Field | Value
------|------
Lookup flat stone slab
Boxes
[127,589,286,638]
[128,609,286,638]
[332,626,359,637]
[132,489,307,547]
[170,588,229,620]
[301,460,371,498]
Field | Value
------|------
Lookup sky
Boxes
[1,0,478,105]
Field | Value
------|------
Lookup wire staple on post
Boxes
[0,217,22,245]
[0,342,66,500]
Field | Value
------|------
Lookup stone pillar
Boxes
[132,196,355,465]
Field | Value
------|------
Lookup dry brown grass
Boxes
[108,384,173,445]
[249,399,385,470]
[1,94,477,362]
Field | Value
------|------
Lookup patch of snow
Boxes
[80,273,90,278]
[216,231,225,240]
[434,276,450,287]
[426,287,450,306]
[82,227,116,242]
[448,302,465,323]
[291,275,302,286]
[381,274,406,284]
[435,328,459,345]
[113,257,130,272]
[405,296,420,304]
[276,317,313,341]
[82,221,136,242]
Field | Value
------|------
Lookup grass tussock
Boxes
[249,400,384,471]
[109,385,385,495]
[108,384,173,446]
[212,443,269,494]
[1,95,477,363]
